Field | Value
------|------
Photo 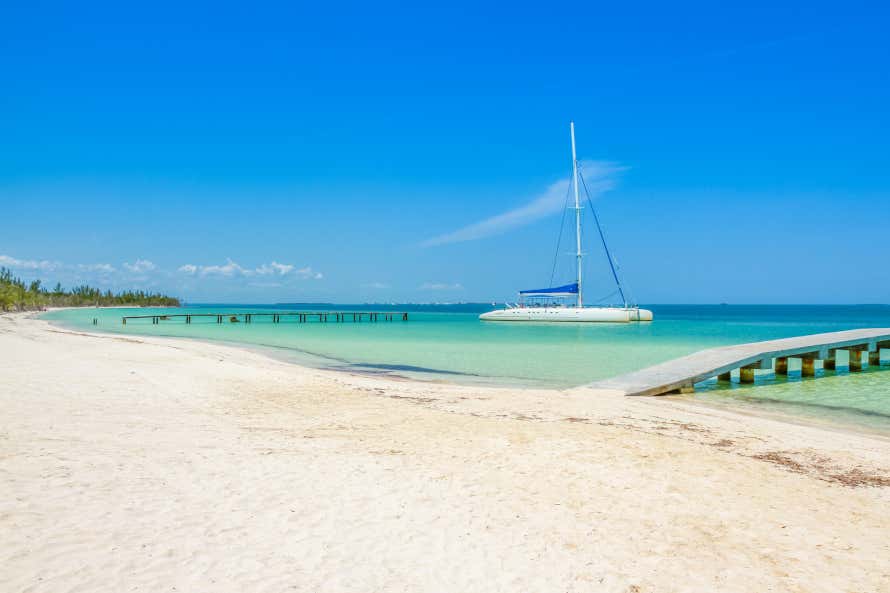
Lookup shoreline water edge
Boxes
[41,304,890,435]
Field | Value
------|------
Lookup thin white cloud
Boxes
[177,259,247,277]
[177,259,322,279]
[256,262,294,276]
[296,267,323,280]
[2,254,322,286]
[77,263,116,273]
[205,260,247,277]
[422,160,624,247]
[0,254,61,271]
[420,282,464,290]
[123,259,156,273]
[362,282,390,289]
[1,254,116,274]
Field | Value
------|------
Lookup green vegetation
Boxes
[0,267,180,311]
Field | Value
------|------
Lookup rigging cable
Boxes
[548,178,574,287]
[591,289,620,304]
[578,168,628,307]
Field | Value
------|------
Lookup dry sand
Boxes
[1,313,889,593]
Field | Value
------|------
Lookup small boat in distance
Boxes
[480,122,653,323]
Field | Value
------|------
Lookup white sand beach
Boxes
[2,312,889,593]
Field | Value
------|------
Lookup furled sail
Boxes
[519,282,579,296]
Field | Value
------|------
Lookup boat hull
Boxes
[479,307,653,323]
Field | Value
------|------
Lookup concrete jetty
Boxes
[587,328,890,396]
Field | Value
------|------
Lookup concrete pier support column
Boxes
[801,358,816,377]
[775,357,788,375]
[717,372,732,382]
[848,350,863,372]
[869,350,882,366]
[739,367,755,383]
[823,349,837,370]
[678,383,695,394]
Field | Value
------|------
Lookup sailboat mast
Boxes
[570,121,582,308]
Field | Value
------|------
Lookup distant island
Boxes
[0,267,180,311]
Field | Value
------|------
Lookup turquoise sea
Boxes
[44,304,890,434]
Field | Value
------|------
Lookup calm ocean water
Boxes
[44,304,890,433]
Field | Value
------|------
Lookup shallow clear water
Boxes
[44,304,890,433]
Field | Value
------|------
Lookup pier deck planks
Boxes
[587,328,890,396]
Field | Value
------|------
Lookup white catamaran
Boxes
[480,122,653,323]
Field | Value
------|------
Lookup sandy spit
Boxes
[1,313,889,593]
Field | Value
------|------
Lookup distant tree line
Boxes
[0,267,180,311]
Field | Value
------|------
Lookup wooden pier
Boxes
[586,328,890,396]
[122,311,409,325]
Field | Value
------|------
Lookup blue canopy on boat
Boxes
[519,282,579,296]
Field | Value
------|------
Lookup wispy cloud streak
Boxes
[419,282,463,290]
[422,161,623,247]
[123,259,156,273]
[1,254,116,274]
[177,259,322,279]
[0,254,61,271]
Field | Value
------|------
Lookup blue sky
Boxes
[2,1,888,303]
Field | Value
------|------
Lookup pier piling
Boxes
[848,350,863,372]
[801,358,816,377]
[775,357,788,375]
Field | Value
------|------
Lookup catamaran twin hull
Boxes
[479,307,654,323]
